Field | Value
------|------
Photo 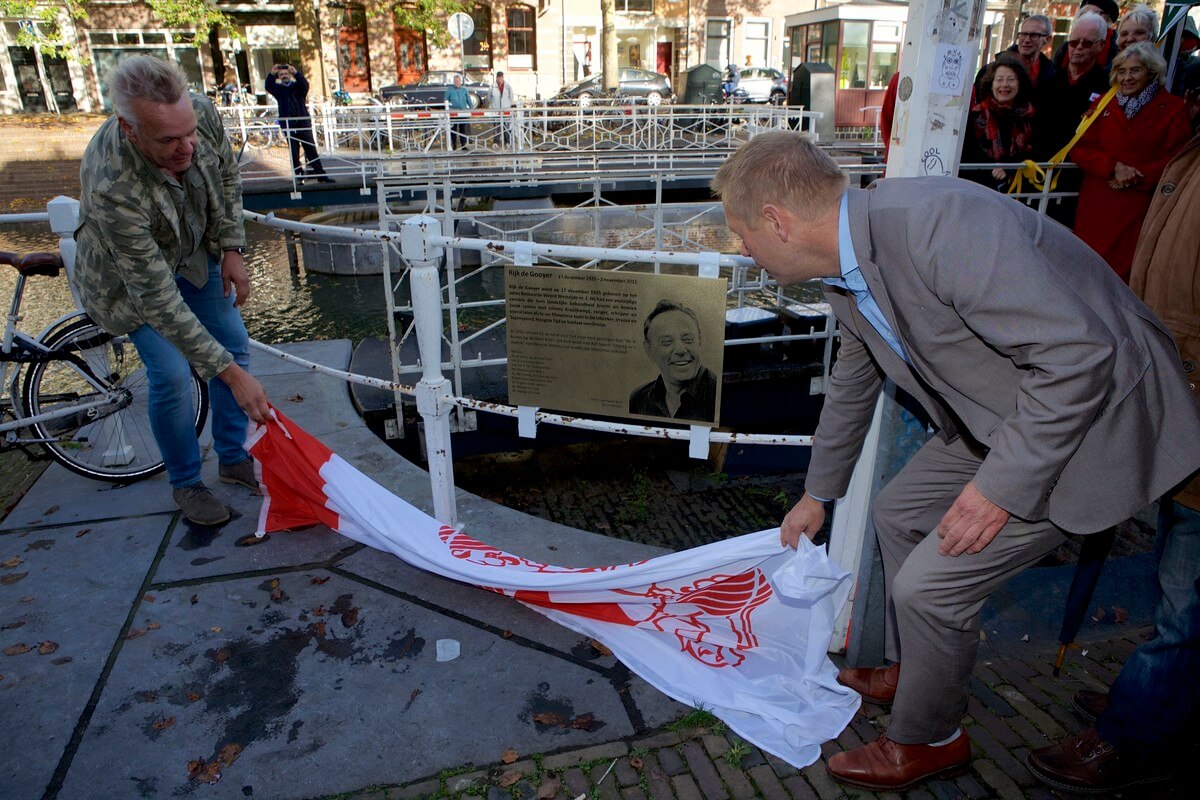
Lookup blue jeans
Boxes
[1096,497,1200,758]
[127,259,251,488]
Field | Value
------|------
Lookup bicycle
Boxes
[0,251,208,482]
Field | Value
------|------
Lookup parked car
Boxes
[736,67,788,104]
[379,70,490,108]
[549,68,674,106]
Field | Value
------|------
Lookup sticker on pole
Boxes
[448,12,474,41]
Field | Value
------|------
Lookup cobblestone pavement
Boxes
[336,625,1190,800]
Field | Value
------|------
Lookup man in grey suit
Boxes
[712,131,1200,791]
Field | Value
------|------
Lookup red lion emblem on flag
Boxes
[437,526,772,668]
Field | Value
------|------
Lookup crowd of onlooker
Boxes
[958,1,1198,282]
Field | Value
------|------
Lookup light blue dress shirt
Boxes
[822,191,909,363]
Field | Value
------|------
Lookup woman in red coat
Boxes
[1071,41,1192,281]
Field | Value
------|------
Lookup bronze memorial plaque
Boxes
[506,266,725,426]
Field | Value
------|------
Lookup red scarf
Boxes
[970,97,1037,161]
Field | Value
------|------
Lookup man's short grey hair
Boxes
[643,300,701,342]
[1072,11,1109,41]
[108,55,188,126]
[1119,4,1160,37]
[1024,14,1053,36]
[1111,40,1169,85]
[711,130,848,227]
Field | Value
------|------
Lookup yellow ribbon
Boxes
[1008,86,1119,195]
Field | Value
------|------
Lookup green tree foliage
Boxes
[0,0,236,56]
[389,0,474,49]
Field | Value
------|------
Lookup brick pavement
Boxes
[340,627,1192,800]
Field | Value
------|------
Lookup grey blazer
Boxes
[805,178,1200,535]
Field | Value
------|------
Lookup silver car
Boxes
[737,67,788,104]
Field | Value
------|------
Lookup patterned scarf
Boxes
[1116,79,1160,119]
[970,97,1037,161]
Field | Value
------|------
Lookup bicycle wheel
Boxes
[21,319,209,482]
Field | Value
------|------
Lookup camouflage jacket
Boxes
[73,94,246,381]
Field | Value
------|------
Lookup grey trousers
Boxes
[872,434,1066,743]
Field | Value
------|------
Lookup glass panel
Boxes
[870,42,899,89]
[143,33,166,44]
[839,21,869,88]
[705,20,731,69]
[176,47,203,92]
[821,22,838,69]
[9,47,46,112]
[463,7,492,69]
[93,48,169,110]
[620,0,653,11]
[89,32,117,46]
[117,33,140,45]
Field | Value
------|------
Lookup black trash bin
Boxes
[680,64,723,105]
[789,63,835,141]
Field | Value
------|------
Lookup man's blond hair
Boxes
[711,131,848,227]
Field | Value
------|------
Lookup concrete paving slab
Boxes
[0,464,175,530]
[58,573,637,799]
[249,339,352,378]
[0,516,171,798]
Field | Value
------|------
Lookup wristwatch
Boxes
[223,246,246,255]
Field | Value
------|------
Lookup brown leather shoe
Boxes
[1027,727,1170,794]
[837,662,900,705]
[827,731,971,791]
[1072,689,1108,723]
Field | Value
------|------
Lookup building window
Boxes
[87,30,203,108]
[463,7,492,70]
[507,5,536,70]
[840,21,869,89]
[744,20,769,67]
[705,19,731,69]
[617,0,653,11]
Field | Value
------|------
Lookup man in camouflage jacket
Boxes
[74,55,270,525]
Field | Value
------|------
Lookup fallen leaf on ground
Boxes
[499,770,523,787]
[37,641,58,655]
[501,629,513,639]
[270,578,280,590]
[4,644,31,656]
[590,639,612,656]
[147,622,161,631]
[125,628,148,640]
[0,573,27,585]
[312,605,326,617]
[270,587,284,602]
[75,528,90,538]
[213,647,230,664]
[340,608,359,627]
[19,596,33,603]
[312,621,327,637]
[139,691,158,702]
[532,711,565,726]
[310,576,330,585]
[1112,605,1129,624]
[187,757,222,784]
[190,594,198,605]
[629,756,643,769]
[152,716,176,731]
[1092,606,1106,622]
[1,621,25,631]
[216,743,243,766]
[287,394,304,403]
[537,778,561,799]
[143,594,156,603]
[43,506,58,515]
[571,713,602,732]
[1,556,23,568]
[501,748,519,764]
[51,656,72,665]
[211,626,221,633]
[186,692,202,702]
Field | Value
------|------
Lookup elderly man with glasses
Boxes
[1040,11,1113,226]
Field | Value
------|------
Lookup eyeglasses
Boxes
[1016,32,1047,39]
[1067,38,1101,48]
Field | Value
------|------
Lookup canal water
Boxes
[0,216,391,346]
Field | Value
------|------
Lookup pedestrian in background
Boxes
[265,63,332,183]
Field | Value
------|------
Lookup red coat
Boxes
[1070,88,1192,281]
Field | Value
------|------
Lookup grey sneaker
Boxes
[219,458,259,492]
[172,484,231,526]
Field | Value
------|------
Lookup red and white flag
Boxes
[247,409,859,767]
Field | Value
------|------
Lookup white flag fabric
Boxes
[247,409,860,767]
